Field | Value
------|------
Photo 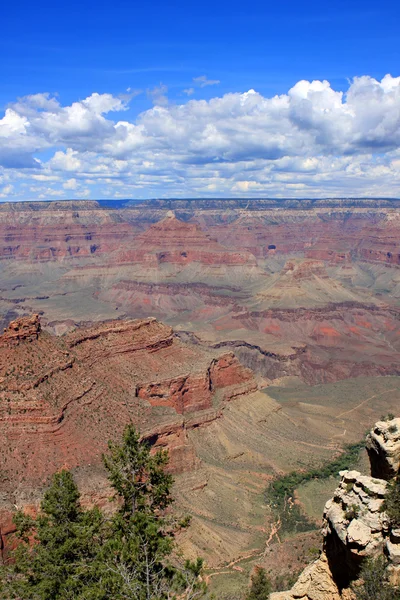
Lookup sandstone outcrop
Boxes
[271,418,400,599]
[366,418,400,480]
[271,552,354,600]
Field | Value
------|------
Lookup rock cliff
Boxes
[271,418,400,599]
[366,418,400,481]
[2,202,400,394]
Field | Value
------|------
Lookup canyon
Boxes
[1,198,400,596]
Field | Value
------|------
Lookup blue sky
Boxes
[1,0,400,199]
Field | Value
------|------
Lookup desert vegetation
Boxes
[383,472,400,527]
[245,568,271,600]
[266,441,365,535]
[351,556,400,600]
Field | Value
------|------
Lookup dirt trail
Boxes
[336,387,397,419]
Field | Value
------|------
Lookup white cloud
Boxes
[0,184,14,197]
[1,75,400,198]
[49,149,82,172]
[193,75,221,87]
[183,88,195,96]
[63,178,78,190]
[146,84,168,106]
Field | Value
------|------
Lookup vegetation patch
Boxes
[382,473,400,527]
[265,441,365,535]
[351,556,400,600]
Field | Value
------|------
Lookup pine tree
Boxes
[94,425,201,599]
[246,567,271,600]
[1,470,105,599]
[0,427,205,600]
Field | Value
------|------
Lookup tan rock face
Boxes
[366,418,400,480]
[270,552,354,600]
[323,470,388,564]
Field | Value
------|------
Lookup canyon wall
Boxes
[0,314,258,557]
[2,200,400,268]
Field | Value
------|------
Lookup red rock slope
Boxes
[0,315,256,489]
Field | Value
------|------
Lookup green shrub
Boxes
[381,413,395,422]
[265,441,364,536]
[351,556,400,600]
[383,473,400,527]
[344,503,360,520]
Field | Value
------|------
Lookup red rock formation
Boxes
[0,314,258,488]
[136,352,256,414]
[0,201,140,262]
[1,314,41,346]
[2,201,400,270]
[209,352,254,389]
[114,213,257,267]
[0,314,261,558]
[137,374,211,414]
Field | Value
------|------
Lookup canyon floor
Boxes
[1,198,400,597]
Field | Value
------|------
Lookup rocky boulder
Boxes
[366,418,400,480]
[1,314,41,346]
[271,552,354,600]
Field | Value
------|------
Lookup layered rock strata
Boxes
[1,314,41,345]
[114,213,257,267]
[2,200,400,269]
[0,315,258,558]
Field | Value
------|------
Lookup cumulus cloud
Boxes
[1,75,400,198]
[183,88,195,96]
[63,178,78,190]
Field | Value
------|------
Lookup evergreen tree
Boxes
[0,427,205,600]
[0,470,105,599]
[246,567,271,600]
[93,425,203,599]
